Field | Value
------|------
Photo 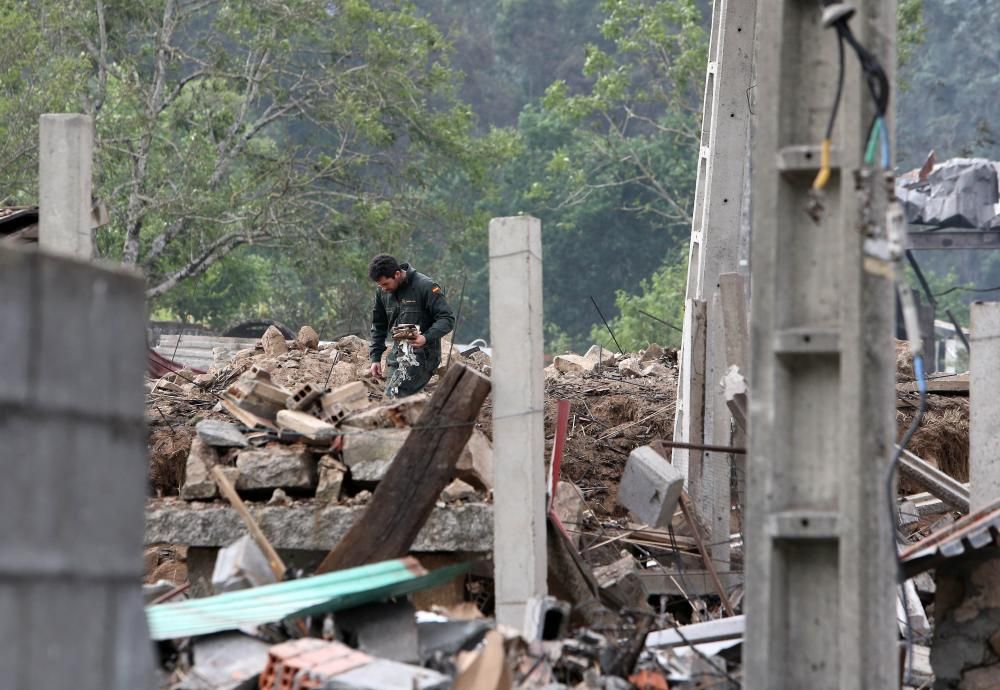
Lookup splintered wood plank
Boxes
[315,364,491,573]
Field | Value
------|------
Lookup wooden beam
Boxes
[316,364,491,573]
[210,465,286,580]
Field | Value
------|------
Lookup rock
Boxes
[268,488,292,506]
[617,357,643,378]
[342,428,409,481]
[295,325,320,350]
[640,362,670,378]
[456,429,494,492]
[640,343,664,363]
[196,419,248,448]
[261,325,288,356]
[235,445,317,491]
[553,354,595,374]
[583,345,615,365]
[316,455,347,502]
[442,478,478,502]
[544,364,561,380]
[180,438,219,500]
[335,334,369,353]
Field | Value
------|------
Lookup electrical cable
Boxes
[935,283,1000,298]
[814,1,892,192]
[812,27,845,191]
[886,352,927,685]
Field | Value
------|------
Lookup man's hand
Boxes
[411,333,427,348]
[369,362,383,378]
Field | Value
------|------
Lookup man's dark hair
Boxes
[368,254,401,281]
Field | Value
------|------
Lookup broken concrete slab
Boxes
[181,437,219,500]
[235,445,317,491]
[275,409,337,442]
[316,455,347,502]
[211,535,277,593]
[618,445,683,527]
[195,419,248,448]
[145,498,494,552]
[342,395,428,430]
[341,428,409,481]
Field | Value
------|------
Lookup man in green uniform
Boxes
[368,254,455,398]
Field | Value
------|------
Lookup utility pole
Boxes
[745,2,898,688]
[672,0,756,572]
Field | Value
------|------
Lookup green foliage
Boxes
[2,0,492,334]
[589,251,687,351]
[897,0,1000,169]
[905,264,971,327]
[897,0,926,69]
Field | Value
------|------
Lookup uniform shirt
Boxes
[369,263,455,366]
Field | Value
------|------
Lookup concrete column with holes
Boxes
[0,247,154,689]
[488,216,547,631]
[39,114,95,259]
[970,301,1000,512]
[671,0,756,574]
[745,2,898,689]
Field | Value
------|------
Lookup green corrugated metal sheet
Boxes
[146,558,470,640]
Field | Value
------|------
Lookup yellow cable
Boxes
[812,138,832,190]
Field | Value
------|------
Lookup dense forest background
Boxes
[2,0,997,350]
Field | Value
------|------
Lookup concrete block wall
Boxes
[0,247,154,689]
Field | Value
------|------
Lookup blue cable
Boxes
[878,116,890,169]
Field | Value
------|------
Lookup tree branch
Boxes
[145,229,269,298]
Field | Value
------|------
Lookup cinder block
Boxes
[619,446,684,527]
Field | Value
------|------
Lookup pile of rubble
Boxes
[147,326,493,509]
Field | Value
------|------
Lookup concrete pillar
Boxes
[970,301,1000,512]
[672,0,756,567]
[0,247,153,688]
[39,114,95,259]
[488,216,546,631]
[746,1,898,688]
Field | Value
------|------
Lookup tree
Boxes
[2,0,487,318]
[897,0,999,169]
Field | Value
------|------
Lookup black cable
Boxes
[905,250,937,308]
[590,296,624,355]
[934,283,1000,298]
[825,30,846,140]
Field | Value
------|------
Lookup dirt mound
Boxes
[897,395,969,491]
[895,339,970,490]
